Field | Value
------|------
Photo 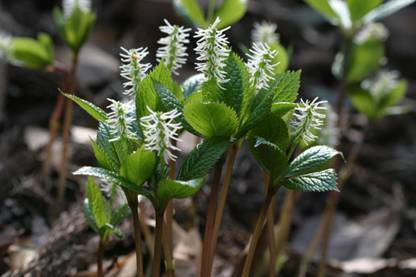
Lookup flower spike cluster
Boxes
[291,97,328,145]
[156,19,191,75]
[63,0,92,18]
[120,47,152,96]
[247,42,277,90]
[252,22,279,45]
[363,70,399,100]
[140,107,182,161]
[354,22,389,44]
[106,99,137,142]
[0,31,11,57]
[194,17,230,85]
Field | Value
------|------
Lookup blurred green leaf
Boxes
[363,0,416,23]
[378,80,407,114]
[305,0,338,23]
[173,0,207,27]
[215,0,247,28]
[347,40,384,83]
[328,0,352,29]
[348,0,382,22]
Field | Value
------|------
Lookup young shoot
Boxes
[194,17,230,85]
[156,19,191,75]
[120,47,152,96]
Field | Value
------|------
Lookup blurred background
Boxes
[1,0,416,276]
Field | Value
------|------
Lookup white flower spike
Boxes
[157,19,191,75]
[246,42,277,90]
[63,0,91,18]
[251,22,279,45]
[363,70,399,100]
[194,17,230,85]
[354,22,389,44]
[140,107,182,161]
[291,97,328,145]
[120,47,152,96]
[106,98,137,142]
[0,31,11,57]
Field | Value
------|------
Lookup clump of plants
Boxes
[66,14,343,276]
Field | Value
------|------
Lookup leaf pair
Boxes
[174,0,247,28]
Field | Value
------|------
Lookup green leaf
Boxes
[91,140,117,171]
[378,80,407,115]
[363,0,416,23]
[215,0,247,28]
[74,167,149,196]
[286,145,342,177]
[83,198,98,232]
[178,139,230,180]
[349,86,377,119]
[9,34,54,69]
[347,40,384,83]
[305,0,338,23]
[236,85,275,138]
[173,0,207,27]
[182,74,205,97]
[86,177,109,229]
[271,42,289,74]
[348,0,382,22]
[218,53,249,115]
[271,102,296,117]
[285,169,339,192]
[119,146,157,186]
[111,204,130,226]
[183,101,238,139]
[273,70,301,103]
[158,178,204,201]
[64,93,107,122]
[248,115,289,180]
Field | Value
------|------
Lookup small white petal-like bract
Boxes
[291,97,328,145]
[354,22,389,44]
[246,42,277,90]
[63,0,91,18]
[156,19,191,75]
[0,31,11,57]
[140,107,182,161]
[251,22,279,45]
[106,98,137,142]
[120,47,152,96]
[363,69,399,100]
[194,17,230,85]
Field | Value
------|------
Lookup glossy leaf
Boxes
[182,74,205,97]
[273,70,301,103]
[285,169,339,192]
[348,0,382,22]
[183,101,238,139]
[86,177,109,229]
[119,146,156,186]
[286,145,342,177]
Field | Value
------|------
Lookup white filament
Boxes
[120,47,151,96]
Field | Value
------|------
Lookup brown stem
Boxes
[262,174,277,277]
[205,144,239,276]
[163,158,175,277]
[152,211,165,277]
[58,52,79,203]
[274,190,299,276]
[199,160,224,276]
[242,192,275,277]
[42,93,66,178]
[139,201,154,256]
[97,237,105,277]
[130,199,144,277]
